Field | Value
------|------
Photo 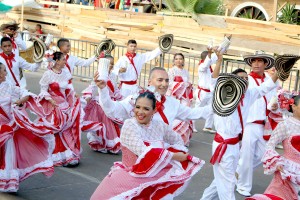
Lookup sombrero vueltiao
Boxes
[274,54,300,81]
[32,36,47,63]
[0,20,19,31]
[95,39,115,57]
[158,34,173,53]
[212,73,248,117]
[243,50,275,70]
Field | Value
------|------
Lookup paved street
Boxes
[0,71,273,200]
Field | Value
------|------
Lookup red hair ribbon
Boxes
[278,94,294,110]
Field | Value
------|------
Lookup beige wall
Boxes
[224,0,300,19]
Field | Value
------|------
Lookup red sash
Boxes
[107,80,115,93]
[119,80,137,89]
[0,52,19,86]
[125,52,138,79]
[210,133,240,164]
[156,96,169,125]
[197,86,210,99]
[0,105,10,121]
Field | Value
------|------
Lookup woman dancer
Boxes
[0,63,54,192]
[247,95,300,200]
[167,53,194,145]
[90,91,204,200]
[39,52,82,167]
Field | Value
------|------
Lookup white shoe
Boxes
[236,188,251,197]
[276,144,283,149]
[98,149,108,154]
[193,128,198,133]
[202,128,216,134]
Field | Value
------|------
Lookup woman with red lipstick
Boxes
[90,91,204,200]
[167,53,194,145]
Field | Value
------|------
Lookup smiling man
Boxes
[94,66,213,127]
[236,50,277,197]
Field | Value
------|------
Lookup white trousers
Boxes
[236,123,266,193]
[194,89,213,129]
[119,83,139,98]
[200,140,240,200]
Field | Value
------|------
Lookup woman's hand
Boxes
[94,71,107,89]
[119,67,127,73]
[172,152,188,162]
[276,165,283,172]
[14,96,29,106]
[271,103,279,111]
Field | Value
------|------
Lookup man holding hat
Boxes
[236,50,278,197]
[112,39,162,98]
[0,20,27,55]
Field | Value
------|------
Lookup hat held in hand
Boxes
[158,34,173,53]
[95,39,115,58]
[275,54,300,81]
[213,73,248,117]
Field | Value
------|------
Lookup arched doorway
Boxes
[230,2,269,21]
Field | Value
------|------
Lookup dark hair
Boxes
[136,92,156,109]
[57,38,70,48]
[250,58,267,64]
[0,62,3,70]
[201,51,208,60]
[232,68,247,75]
[149,67,166,79]
[289,95,300,113]
[53,52,64,61]
[1,37,12,46]
[173,53,184,60]
[36,24,42,29]
[127,40,137,45]
[105,54,114,59]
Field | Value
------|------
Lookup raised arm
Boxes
[140,47,162,63]
[74,55,96,67]
[19,57,41,72]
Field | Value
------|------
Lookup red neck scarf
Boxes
[0,52,15,68]
[0,52,19,86]
[125,52,138,78]
[65,54,71,73]
[156,95,169,125]
[9,37,17,49]
[249,71,265,84]
[199,59,213,73]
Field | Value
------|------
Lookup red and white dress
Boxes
[167,66,193,145]
[90,118,204,200]
[81,73,123,153]
[0,81,54,192]
[247,117,300,200]
[39,69,82,166]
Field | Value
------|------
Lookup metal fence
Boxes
[31,33,299,92]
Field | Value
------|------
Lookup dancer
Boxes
[195,49,218,133]
[112,39,162,97]
[247,94,300,200]
[167,53,194,145]
[39,52,82,166]
[0,37,41,88]
[0,63,54,192]
[90,91,204,199]
[82,55,122,153]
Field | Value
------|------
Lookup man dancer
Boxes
[236,51,277,197]
[112,39,162,98]
[194,49,218,133]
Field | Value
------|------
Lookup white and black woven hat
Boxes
[95,39,115,57]
[275,54,300,81]
[32,36,46,63]
[158,34,173,53]
[212,73,248,117]
[244,50,275,70]
[0,20,19,31]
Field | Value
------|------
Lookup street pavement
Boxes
[0,71,273,200]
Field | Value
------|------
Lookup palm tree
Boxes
[164,0,224,16]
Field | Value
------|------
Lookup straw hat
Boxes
[32,36,47,63]
[158,34,173,53]
[95,39,115,57]
[0,20,19,31]
[274,54,300,81]
[243,50,275,70]
[212,73,248,117]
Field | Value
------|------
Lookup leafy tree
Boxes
[278,3,299,25]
